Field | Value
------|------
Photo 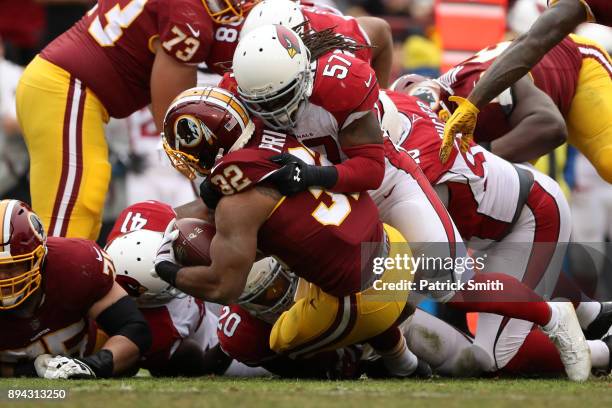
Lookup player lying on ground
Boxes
[218,258,612,378]
[0,200,151,379]
[105,200,268,377]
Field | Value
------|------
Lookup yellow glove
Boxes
[439,96,479,163]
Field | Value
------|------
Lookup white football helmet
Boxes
[233,24,313,130]
[106,230,184,307]
[240,0,306,39]
[238,257,297,324]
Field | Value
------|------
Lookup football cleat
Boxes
[543,302,591,382]
[584,302,612,340]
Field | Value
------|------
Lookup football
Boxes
[173,218,216,266]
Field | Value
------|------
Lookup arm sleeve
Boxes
[330,143,385,193]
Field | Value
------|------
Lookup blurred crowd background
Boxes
[0,0,611,257]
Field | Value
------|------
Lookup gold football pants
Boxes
[567,34,612,183]
[16,56,110,240]
[269,224,414,357]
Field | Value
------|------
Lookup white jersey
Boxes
[140,296,217,369]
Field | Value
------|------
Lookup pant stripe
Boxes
[288,294,356,358]
[578,45,612,79]
[521,182,561,291]
[48,77,85,237]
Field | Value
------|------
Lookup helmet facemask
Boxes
[202,0,257,23]
[0,245,45,310]
[238,67,313,131]
[238,259,298,324]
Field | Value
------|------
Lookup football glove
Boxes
[153,219,179,268]
[199,177,222,210]
[439,96,479,163]
[267,153,337,196]
[153,219,181,286]
[35,350,114,379]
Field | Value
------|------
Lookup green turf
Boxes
[1,377,611,408]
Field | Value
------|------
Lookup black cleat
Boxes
[584,302,612,340]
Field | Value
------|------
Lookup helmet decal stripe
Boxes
[0,200,8,254]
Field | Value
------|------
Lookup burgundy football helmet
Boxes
[162,86,255,180]
[0,200,47,310]
[162,87,255,179]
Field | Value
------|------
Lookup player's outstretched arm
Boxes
[150,40,197,131]
[490,76,568,162]
[174,187,278,303]
[439,0,585,163]
[87,283,152,377]
[356,16,393,88]
[466,0,586,110]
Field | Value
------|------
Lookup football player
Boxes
[379,90,612,371]
[220,252,612,378]
[0,199,151,379]
[159,86,425,378]
[219,257,433,379]
[228,25,591,380]
[106,200,267,377]
[15,0,214,240]
[438,0,612,182]
[205,0,393,87]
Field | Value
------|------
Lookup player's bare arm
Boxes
[173,187,277,303]
[355,16,393,88]
[439,0,587,162]
[490,76,568,162]
[174,199,211,222]
[467,0,587,110]
[150,39,198,131]
[87,282,152,376]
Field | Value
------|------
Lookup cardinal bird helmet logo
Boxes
[276,25,301,59]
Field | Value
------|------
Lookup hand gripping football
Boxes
[173,218,216,266]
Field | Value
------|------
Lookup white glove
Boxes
[152,219,179,277]
[35,355,96,379]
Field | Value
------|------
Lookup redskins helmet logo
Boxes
[276,25,301,59]
[28,213,46,243]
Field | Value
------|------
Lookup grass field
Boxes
[1,377,611,408]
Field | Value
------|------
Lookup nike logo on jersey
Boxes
[186,23,200,37]
[364,73,373,88]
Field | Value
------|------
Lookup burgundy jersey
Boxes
[209,127,384,297]
[217,305,275,365]
[107,200,176,243]
[205,3,371,76]
[549,0,612,26]
[435,37,582,143]
[387,91,528,241]
[0,238,114,364]
[41,0,213,118]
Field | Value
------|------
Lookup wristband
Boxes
[156,261,181,287]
